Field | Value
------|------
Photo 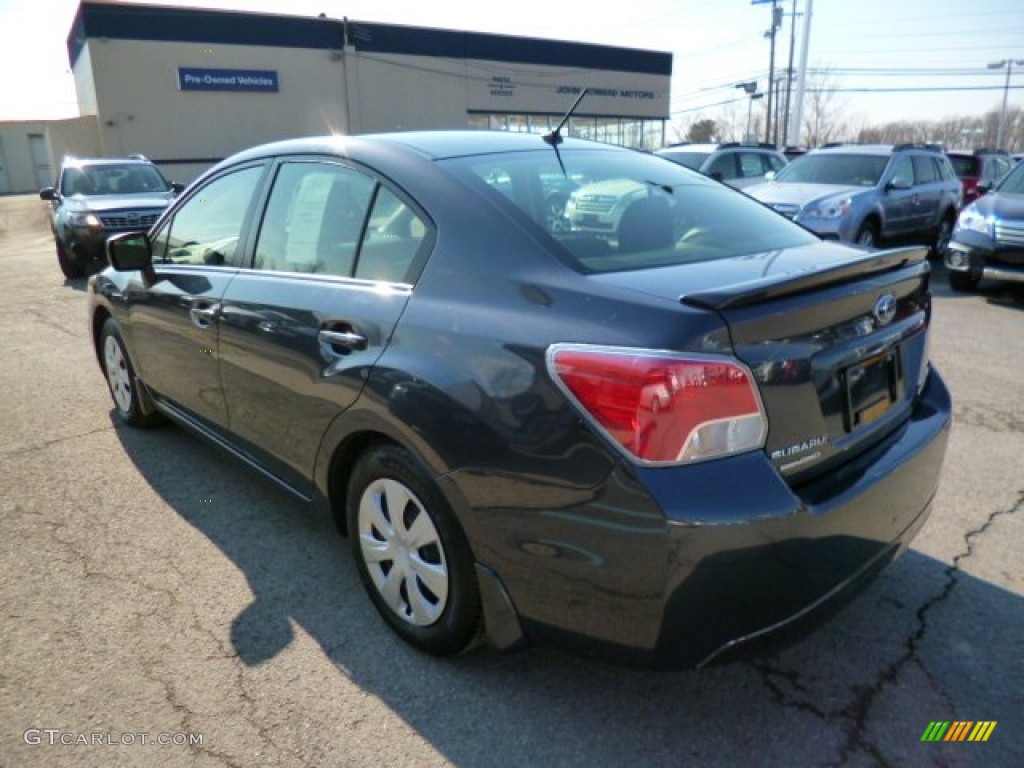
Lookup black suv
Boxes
[40,156,182,278]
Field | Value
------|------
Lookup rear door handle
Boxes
[318,328,368,353]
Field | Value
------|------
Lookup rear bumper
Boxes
[488,367,951,668]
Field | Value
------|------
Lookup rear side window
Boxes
[444,147,818,274]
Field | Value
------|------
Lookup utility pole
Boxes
[788,0,813,146]
[764,0,782,144]
[781,0,798,147]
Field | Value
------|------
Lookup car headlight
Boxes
[803,197,852,220]
[67,211,103,228]
[955,208,993,237]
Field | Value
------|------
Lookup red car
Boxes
[946,150,1014,204]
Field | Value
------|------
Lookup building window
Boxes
[467,113,665,150]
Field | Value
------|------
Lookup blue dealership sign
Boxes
[178,68,279,92]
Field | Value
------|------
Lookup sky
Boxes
[2,0,1023,137]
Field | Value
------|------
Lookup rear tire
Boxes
[931,214,955,259]
[948,270,981,293]
[347,443,482,656]
[56,239,84,279]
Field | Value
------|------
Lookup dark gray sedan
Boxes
[89,131,951,667]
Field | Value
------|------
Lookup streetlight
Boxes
[736,82,763,143]
[988,58,1024,149]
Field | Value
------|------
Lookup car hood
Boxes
[589,239,881,304]
[745,182,864,207]
[63,193,174,212]
[971,190,1024,220]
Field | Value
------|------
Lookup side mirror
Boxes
[107,231,153,271]
[709,171,724,182]
[765,171,776,181]
[171,182,185,195]
[976,181,992,196]
[887,176,912,191]
[39,187,57,201]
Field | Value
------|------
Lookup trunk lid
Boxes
[592,242,933,480]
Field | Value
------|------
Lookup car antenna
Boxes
[543,88,588,177]
[543,88,588,147]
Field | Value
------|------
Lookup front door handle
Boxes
[318,328,368,353]
[189,303,220,329]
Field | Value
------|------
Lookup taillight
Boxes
[547,344,767,465]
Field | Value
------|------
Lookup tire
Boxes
[347,443,482,655]
[948,270,981,293]
[99,318,160,427]
[854,221,878,248]
[56,239,85,279]
[931,214,954,260]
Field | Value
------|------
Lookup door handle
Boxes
[189,303,220,329]
[318,328,368,352]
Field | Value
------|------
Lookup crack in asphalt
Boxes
[755,489,1024,767]
[0,426,116,459]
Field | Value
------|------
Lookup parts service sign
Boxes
[178,68,279,92]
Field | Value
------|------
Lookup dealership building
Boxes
[0,1,673,193]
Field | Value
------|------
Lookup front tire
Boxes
[931,214,954,259]
[347,443,482,656]
[99,318,160,427]
[948,269,981,293]
[854,221,878,248]
[56,239,84,279]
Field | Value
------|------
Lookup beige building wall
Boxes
[0,122,49,193]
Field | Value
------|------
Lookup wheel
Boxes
[854,221,878,248]
[99,318,160,426]
[948,270,981,293]
[546,193,570,234]
[347,443,482,655]
[931,215,954,259]
[56,239,84,279]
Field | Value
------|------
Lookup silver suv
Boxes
[745,144,962,252]
[656,143,788,190]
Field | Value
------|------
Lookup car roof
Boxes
[220,130,631,167]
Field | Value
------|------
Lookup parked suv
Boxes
[945,155,1024,292]
[40,156,182,278]
[945,149,1014,205]
[655,142,788,189]
[746,144,962,252]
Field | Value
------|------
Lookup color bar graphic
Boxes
[921,721,996,742]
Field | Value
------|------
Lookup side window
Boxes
[705,154,736,180]
[890,155,914,185]
[255,162,375,277]
[739,153,766,178]
[913,156,938,184]
[355,186,430,283]
[767,155,787,173]
[158,165,263,266]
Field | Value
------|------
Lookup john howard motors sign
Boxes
[178,68,279,92]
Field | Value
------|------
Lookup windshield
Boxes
[61,163,171,196]
[441,147,818,274]
[775,154,888,187]
[656,151,711,171]
[995,161,1024,194]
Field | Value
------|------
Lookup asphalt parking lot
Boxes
[1,193,1021,768]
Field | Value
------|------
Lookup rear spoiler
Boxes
[680,246,929,311]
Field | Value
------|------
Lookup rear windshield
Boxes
[655,151,711,170]
[775,153,888,186]
[440,148,817,274]
[947,155,978,178]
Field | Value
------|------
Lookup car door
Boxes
[910,154,942,236]
[218,158,432,491]
[126,163,267,428]
[880,154,916,238]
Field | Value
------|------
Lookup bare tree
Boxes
[801,69,850,147]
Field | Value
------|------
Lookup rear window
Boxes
[947,155,979,178]
[655,151,712,170]
[441,148,817,274]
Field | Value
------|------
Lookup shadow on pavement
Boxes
[113,419,1022,768]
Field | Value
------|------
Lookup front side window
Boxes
[913,156,938,184]
[154,165,264,267]
[890,155,914,185]
[739,153,766,177]
[443,147,818,274]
